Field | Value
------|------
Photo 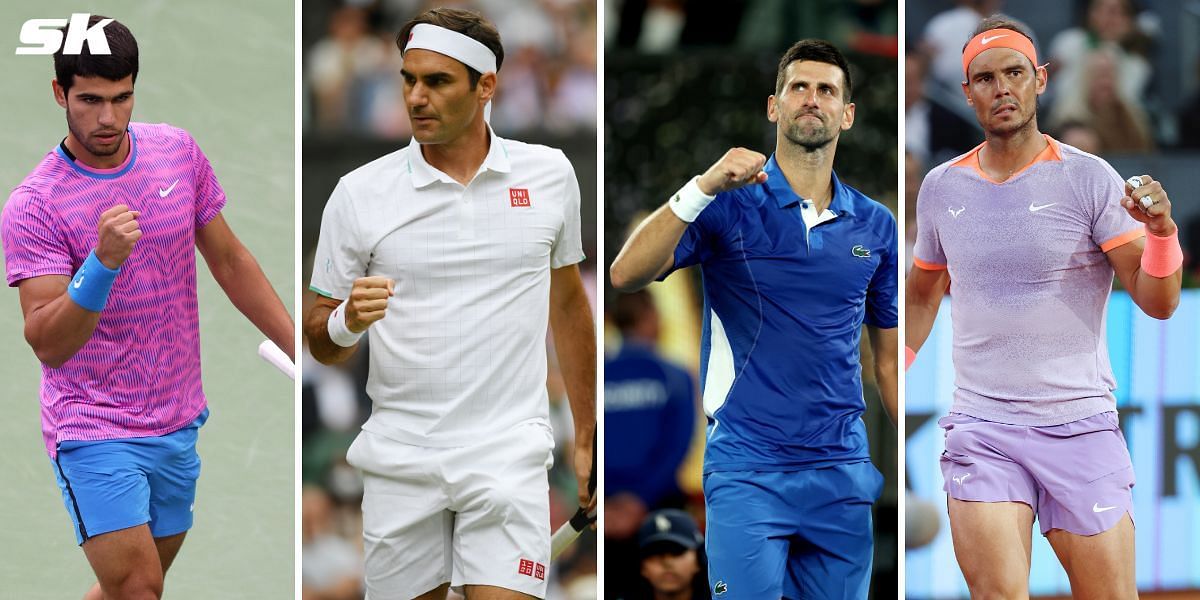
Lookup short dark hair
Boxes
[396,8,504,90]
[963,15,1036,54]
[775,39,853,101]
[54,15,138,93]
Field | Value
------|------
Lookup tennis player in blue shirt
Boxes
[610,39,898,599]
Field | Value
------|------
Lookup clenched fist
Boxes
[697,147,769,196]
[1121,174,1176,237]
[345,276,394,333]
[95,204,141,269]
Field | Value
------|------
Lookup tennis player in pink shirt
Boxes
[906,15,1183,599]
[1,16,293,599]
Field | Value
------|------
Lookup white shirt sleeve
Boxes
[310,179,369,299]
[550,153,585,269]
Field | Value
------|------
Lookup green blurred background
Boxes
[0,1,295,598]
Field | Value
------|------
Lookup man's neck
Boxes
[979,122,1047,182]
[64,130,129,169]
[775,139,837,212]
[421,121,490,186]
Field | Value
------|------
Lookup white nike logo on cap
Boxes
[981,34,1009,44]
[1029,202,1056,212]
[1093,503,1117,513]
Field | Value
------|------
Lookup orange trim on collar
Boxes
[950,135,1061,184]
[962,28,1038,79]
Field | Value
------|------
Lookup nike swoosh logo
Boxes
[159,179,180,197]
[981,34,1009,45]
[72,274,84,289]
[1093,503,1117,513]
[1029,202,1056,212]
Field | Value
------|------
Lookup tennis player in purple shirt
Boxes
[1,16,293,599]
[906,15,1183,598]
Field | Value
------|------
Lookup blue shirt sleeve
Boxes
[865,210,898,328]
[658,192,732,280]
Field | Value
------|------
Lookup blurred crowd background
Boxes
[300,1,598,599]
[905,0,1200,286]
[603,1,899,598]
[906,1,1200,598]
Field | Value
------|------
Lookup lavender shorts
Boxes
[939,411,1134,536]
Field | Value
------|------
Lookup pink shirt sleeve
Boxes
[1,188,74,286]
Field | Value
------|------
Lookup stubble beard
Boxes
[66,108,123,158]
[782,117,837,152]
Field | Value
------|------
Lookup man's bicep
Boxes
[1105,236,1145,290]
[16,274,70,318]
[906,264,950,307]
[549,263,588,309]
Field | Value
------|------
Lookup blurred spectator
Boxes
[1055,120,1103,154]
[1175,59,1200,149]
[920,0,1004,90]
[302,486,363,600]
[604,290,698,599]
[1047,0,1153,112]
[615,509,708,600]
[904,150,923,271]
[308,5,394,134]
[306,0,596,139]
[1049,48,1154,153]
[905,52,978,164]
[605,291,696,510]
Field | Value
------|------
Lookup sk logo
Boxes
[17,14,112,55]
[851,245,871,258]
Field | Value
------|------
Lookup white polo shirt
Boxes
[310,129,584,447]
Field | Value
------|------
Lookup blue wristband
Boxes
[67,250,120,312]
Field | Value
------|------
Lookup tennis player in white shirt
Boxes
[304,7,596,600]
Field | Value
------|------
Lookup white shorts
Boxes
[346,420,555,599]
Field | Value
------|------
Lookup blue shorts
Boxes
[51,409,208,545]
[703,461,884,600]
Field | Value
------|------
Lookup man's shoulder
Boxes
[129,122,193,147]
[339,146,413,197]
[838,180,895,227]
[1055,139,1120,177]
[495,136,572,173]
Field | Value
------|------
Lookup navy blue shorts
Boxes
[703,461,884,599]
[51,409,207,545]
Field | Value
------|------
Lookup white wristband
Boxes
[327,299,364,347]
[667,176,717,223]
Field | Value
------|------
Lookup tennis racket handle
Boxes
[550,506,594,559]
[257,340,295,380]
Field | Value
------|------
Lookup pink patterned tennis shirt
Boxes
[2,122,225,456]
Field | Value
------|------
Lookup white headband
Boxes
[405,23,498,76]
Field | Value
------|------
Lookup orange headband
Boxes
[961,29,1038,79]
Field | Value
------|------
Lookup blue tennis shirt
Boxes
[662,155,897,473]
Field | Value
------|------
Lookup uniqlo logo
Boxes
[509,188,531,207]
[534,562,545,580]
[518,558,534,577]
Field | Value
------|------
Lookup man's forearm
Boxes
[876,362,898,424]
[208,246,295,360]
[1128,268,1182,320]
[549,290,597,442]
[303,300,360,365]
[609,204,689,292]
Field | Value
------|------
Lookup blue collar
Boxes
[55,127,138,180]
[763,154,856,217]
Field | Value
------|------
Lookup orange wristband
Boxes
[1141,227,1183,278]
[905,346,917,371]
